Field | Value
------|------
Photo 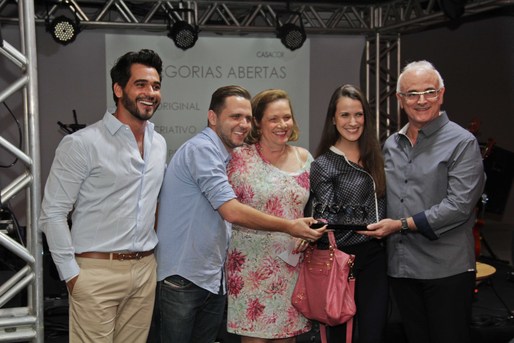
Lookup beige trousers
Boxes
[69,254,157,343]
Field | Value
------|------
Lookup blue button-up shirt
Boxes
[155,127,236,294]
[385,112,485,279]
[39,111,166,281]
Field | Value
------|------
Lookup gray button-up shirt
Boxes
[385,112,485,279]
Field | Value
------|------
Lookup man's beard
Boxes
[121,93,159,121]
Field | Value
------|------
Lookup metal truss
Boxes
[366,32,401,144]
[364,0,511,140]
[0,0,506,139]
[0,2,510,341]
[0,0,510,34]
[0,0,44,341]
[0,0,511,117]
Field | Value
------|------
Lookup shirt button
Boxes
[404,180,408,183]
[400,199,404,203]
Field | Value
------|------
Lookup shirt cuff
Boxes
[58,259,80,282]
[412,212,439,241]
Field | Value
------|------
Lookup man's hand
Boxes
[66,275,79,294]
[287,218,326,241]
[359,218,401,239]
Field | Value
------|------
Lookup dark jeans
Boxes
[157,275,226,343]
[390,271,475,343]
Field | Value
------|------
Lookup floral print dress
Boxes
[226,143,312,339]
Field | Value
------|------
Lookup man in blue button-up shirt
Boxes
[39,49,166,343]
[364,60,485,343]
[153,85,325,343]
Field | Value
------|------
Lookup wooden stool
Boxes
[476,261,496,282]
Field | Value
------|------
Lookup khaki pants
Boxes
[69,254,157,343]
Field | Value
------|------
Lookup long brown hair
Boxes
[315,84,386,197]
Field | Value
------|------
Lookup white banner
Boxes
[106,35,310,159]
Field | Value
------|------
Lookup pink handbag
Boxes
[292,231,356,343]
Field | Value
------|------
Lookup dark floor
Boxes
[469,257,514,343]
[219,256,514,343]
[220,219,514,343]
[386,255,514,343]
[40,220,514,343]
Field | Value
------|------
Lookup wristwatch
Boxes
[400,218,409,234]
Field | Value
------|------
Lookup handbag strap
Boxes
[319,231,356,343]
[327,231,356,268]
[345,278,356,342]
[319,318,353,343]
[327,230,337,247]
[320,324,328,343]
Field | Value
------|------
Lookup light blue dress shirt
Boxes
[39,111,166,281]
[155,127,236,294]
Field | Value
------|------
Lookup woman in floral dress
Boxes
[226,89,312,342]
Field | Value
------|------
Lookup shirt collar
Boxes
[204,127,232,164]
[418,111,448,137]
[398,111,449,140]
[103,110,124,135]
[329,145,345,156]
[103,110,155,141]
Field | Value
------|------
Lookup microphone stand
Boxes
[57,109,86,134]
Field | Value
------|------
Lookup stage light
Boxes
[47,15,80,45]
[439,0,467,20]
[277,21,306,51]
[168,21,199,51]
[276,9,306,51]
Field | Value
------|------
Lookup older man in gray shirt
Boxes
[363,60,485,343]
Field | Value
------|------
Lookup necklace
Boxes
[255,141,293,171]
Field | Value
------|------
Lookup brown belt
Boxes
[75,250,154,261]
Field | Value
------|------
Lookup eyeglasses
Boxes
[398,89,441,102]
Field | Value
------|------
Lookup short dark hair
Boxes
[110,49,163,104]
[208,85,251,115]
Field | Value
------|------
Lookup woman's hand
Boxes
[293,238,311,254]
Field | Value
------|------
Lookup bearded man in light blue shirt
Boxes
[39,49,166,343]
